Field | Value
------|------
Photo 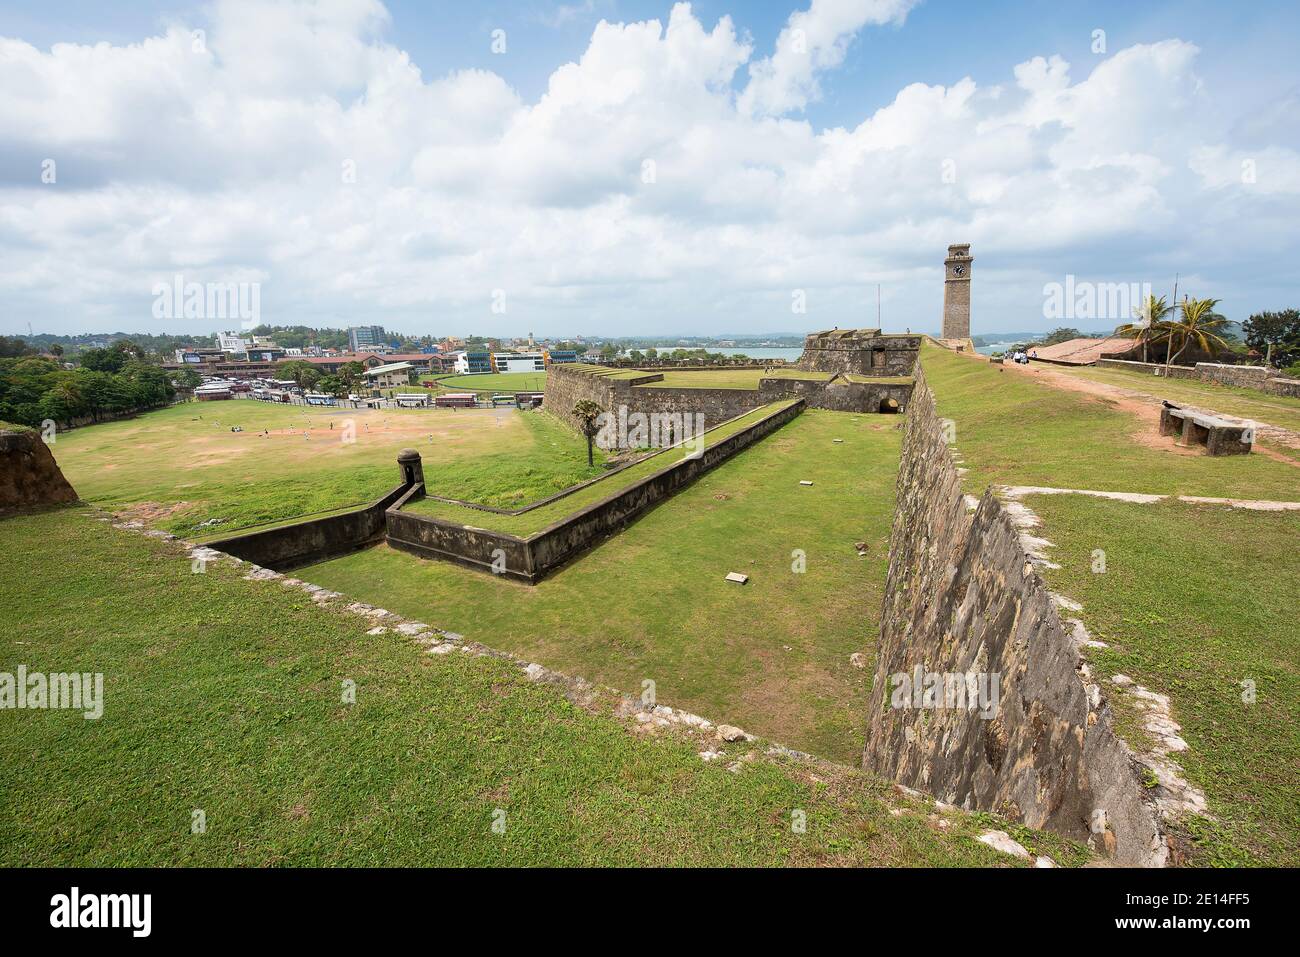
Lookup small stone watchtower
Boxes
[397,449,424,488]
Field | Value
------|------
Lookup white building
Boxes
[494,351,546,373]
[452,350,492,374]
[363,361,414,389]
[217,332,249,354]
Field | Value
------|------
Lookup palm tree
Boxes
[571,399,604,466]
[1166,296,1230,369]
[1115,294,1172,364]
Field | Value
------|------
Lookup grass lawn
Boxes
[0,506,1083,866]
[404,401,797,536]
[1052,364,1300,434]
[635,369,834,389]
[923,344,1300,500]
[50,402,605,538]
[302,410,899,765]
[1024,495,1299,866]
[423,371,548,394]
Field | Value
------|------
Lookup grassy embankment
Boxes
[0,506,1086,866]
[304,408,896,764]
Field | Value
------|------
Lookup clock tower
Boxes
[942,243,973,340]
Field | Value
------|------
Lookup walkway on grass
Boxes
[997,485,1300,511]
[999,357,1300,461]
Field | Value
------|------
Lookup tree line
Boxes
[0,341,176,429]
[1116,298,1300,372]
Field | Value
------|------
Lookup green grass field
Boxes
[50,401,604,537]
[0,506,1083,866]
[1025,495,1299,866]
[923,344,1299,500]
[1049,363,1300,434]
[635,369,833,389]
[303,409,898,764]
[423,371,548,394]
[404,401,798,536]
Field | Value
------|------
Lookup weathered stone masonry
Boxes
[545,333,918,438]
[759,375,911,413]
[1,428,78,512]
[387,400,806,583]
[794,329,920,376]
[864,362,1168,866]
[206,480,412,571]
[544,366,765,436]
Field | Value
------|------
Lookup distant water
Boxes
[975,342,1021,355]
[719,347,803,361]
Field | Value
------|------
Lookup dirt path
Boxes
[999,359,1300,466]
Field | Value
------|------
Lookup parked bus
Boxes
[394,393,430,408]
[305,392,336,406]
[433,392,477,409]
[194,384,232,401]
[490,394,515,406]
[515,392,544,409]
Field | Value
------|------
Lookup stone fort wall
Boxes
[545,362,915,439]
[864,361,1167,866]
[386,399,805,583]
[1,428,78,513]
[758,376,911,413]
[795,329,920,376]
[206,481,412,571]
[544,366,764,437]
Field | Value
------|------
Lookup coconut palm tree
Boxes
[571,399,604,466]
[1115,294,1172,363]
[1166,296,1230,368]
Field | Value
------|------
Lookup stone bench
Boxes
[1159,403,1253,456]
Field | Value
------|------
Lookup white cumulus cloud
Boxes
[0,0,1296,336]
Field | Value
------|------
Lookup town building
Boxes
[348,325,388,352]
[493,351,547,373]
[302,352,435,374]
[363,361,414,389]
[452,351,493,374]
[175,347,227,364]
[216,332,250,354]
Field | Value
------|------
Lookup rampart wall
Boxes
[0,428,78,512]
[864,362,1167,866]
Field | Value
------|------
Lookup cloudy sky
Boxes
[2,0,1298,339]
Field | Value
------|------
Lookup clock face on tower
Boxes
[951,264,965,277]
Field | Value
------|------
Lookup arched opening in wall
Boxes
[403,463,416,484]
[879,398,900,414]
